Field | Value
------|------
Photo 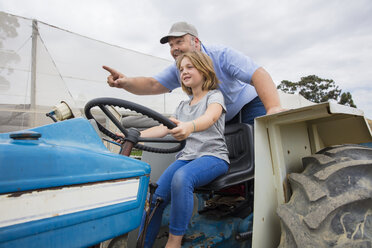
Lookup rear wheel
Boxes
[277,144,372,247]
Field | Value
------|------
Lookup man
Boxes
[104,22,284,124]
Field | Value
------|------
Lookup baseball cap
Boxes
[160,22,198,44]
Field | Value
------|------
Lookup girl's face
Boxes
[179,57,204,90]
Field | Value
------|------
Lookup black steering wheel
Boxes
[84,97,185,153]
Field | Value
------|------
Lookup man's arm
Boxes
[103,65,169,95]
[251,67,286,115]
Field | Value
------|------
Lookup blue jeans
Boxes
[226,96,266,125]
[139,155,229,247]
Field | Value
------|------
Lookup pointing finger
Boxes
[102,65,118,76]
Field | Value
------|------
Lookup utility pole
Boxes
[30,20,38,110]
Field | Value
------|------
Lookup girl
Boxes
[140,51,229,248]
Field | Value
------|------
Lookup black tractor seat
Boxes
[196,122,254,192]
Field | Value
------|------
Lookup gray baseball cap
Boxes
[160,22,199,44]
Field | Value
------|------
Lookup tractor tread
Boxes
[314,160,372,180]
[289,173,326,202]
[304,187,372,229]
[277,145,372,248]
[302,154,336,167]
[277,204,315,247]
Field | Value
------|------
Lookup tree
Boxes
[277,75,356,108]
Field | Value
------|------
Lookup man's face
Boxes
[168,35,198,60]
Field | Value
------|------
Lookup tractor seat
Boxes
[196,123,254,192]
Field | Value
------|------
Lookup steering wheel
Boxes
[84,97,185,154]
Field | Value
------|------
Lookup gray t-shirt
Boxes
[173,89,230,164]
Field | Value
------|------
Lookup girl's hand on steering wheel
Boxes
[114,133,125,144]
[169,117,193,141]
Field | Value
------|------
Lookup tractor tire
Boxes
[100,233,128,248]
[277,144,372,248]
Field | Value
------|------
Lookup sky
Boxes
[1,0,372,119]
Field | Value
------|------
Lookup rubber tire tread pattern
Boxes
[277,144,372,248]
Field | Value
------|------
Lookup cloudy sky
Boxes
[1,0,372,118]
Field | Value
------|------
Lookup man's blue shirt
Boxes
[154,44,260,121]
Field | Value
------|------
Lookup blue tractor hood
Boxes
[0,117,150,193]
[0,118,151,248]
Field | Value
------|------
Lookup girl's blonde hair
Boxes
[176,51,220,95]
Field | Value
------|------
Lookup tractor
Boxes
[0,96,371,248]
